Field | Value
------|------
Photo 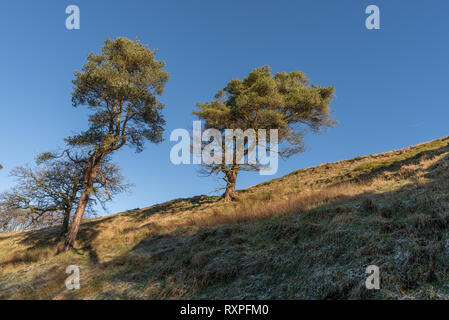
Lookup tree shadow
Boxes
[0,216,117,270]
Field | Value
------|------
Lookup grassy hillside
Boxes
[1,136,449,299]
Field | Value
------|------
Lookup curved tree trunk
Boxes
[222,167,239,202]
[63,190,90,251]
[63,155,102,251]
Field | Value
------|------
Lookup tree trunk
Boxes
[63,155,102,251]
[63,190,89,251]
[223,168,238,202]
[59,210,71,239]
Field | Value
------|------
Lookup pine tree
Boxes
[63,37,169,251]
[194,66,336,201]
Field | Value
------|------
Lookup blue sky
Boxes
[1,0,448,215]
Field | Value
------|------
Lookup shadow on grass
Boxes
[1,142,449,299]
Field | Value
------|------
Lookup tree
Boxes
[0,153,129,235]
[62,37,169,251]
[193,66,336,201]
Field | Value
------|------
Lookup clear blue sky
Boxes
[1,0,448,215]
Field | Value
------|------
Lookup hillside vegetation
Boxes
[1,136,449,299]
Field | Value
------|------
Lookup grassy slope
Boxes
[1,136,449,299]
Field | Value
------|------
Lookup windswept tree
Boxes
[193,66,336,201]
[63,37,169,251]
[0,153,129,235]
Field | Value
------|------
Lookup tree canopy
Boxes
[194,66,336,200]
[67,37,169,153]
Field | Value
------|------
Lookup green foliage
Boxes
[194,65,336,157]
[67,37,169,153]
[193,65,336,199]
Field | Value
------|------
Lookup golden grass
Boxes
[190,182,363,227]
[0,135,449,299]
[2,136,447,272]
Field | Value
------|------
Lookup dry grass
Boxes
[191,182,364,227]
[1,135,449,299]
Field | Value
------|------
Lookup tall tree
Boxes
[63,37,169,251]
[193,66,336,201]
[0,154,128,235]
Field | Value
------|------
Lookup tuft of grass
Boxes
[354,137,449,172]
